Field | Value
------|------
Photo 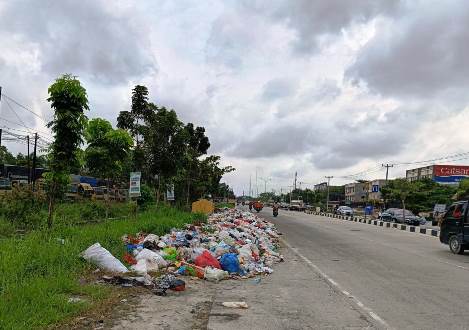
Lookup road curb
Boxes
[311,212,440,238]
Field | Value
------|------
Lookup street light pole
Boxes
[325,176,333,212]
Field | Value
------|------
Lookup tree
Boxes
[45,74,89,228]
[190,155,235,200]
[0,146,16,164]
[117,85,150,171]
[183,123,210,207]
[84,118,132,183]
[142,105,187,205]
[456,178,469,200]
[381,178,416,219]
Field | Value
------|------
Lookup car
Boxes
[439,201,468,254]
[380,208,425,225]
[336,206,353,216]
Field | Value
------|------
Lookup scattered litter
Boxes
[81,243,128,273]
[222,301,249,309]
[88,209,282,297]
[68,297,84,303]
[153,274,186,296]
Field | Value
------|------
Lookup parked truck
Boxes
[289,199,305,211]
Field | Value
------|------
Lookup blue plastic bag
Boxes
[220,253,243,274]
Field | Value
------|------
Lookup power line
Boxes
[3,98,32,134]
[0,115,52,138]
[2,93,48,122]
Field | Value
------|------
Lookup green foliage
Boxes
[47,74,89,174]
[0,206,197,329]
[456,178,469,200]
[47,74,89,227]
[381,178,457,213]
[0,188,47,229]
[137,184,155,208]
[0,145,17,164]
[84,118,132,181]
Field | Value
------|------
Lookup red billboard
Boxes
[433,165,469,177]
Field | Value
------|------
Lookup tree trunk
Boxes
[402,199,406,222]
[156,176,161,208]
[47,192,55,229]
[106,179,110,219]
[186,179,191,209]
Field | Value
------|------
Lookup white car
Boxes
[336,206,354,216]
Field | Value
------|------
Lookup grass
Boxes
[215,202,235,209]
[0,205,202,329]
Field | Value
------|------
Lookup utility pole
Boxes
[259,177,270,194]
[0,128,2,147]
[325,176,333,212]
[382,164,393,209]
[382,164,394,181]
[255,168,258,198]
[31,133,38,191]
[294,172,297,190]
[27,135,30,184]
[249,175,252,197]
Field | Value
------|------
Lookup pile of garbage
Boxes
[81,209,283,295]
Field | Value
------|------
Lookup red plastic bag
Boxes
[123,252,137,265]
[195,250,221,269]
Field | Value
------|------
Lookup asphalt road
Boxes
[258,207,469,330]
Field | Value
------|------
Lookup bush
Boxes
[137,184,155,209]
[0,205,197,329]
[0,188,47,229]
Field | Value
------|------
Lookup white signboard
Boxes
[433,204,446,213]
[166,184,175,201]
[129,172,141,197]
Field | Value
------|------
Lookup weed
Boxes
[0,205,196,329]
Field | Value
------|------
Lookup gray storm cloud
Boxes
[346,2,469,98]
[240,0,398,54]
[0,0,156,84]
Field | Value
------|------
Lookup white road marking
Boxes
[281,238,392,329]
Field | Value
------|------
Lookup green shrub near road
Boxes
[215,202,235,209]
[0,205,199,330]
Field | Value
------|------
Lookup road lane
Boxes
[260,208,469,330]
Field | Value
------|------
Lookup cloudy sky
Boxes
[1,0,469,195]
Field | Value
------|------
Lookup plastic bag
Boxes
[131,258,159,274]
[220,253,242,274]
[222,301,249,309]
[204,267,228,282]
[213,241,231,257]
[195,250,221,269]
[81,243,128,273]
[163,247,178,261]
[238,244,253,264]
[136,248,168,268]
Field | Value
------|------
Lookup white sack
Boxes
[81,242,128,273]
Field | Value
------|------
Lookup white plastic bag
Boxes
[136,248,168,268]
[143,234,159,244]
[81,243,128,273]
[204,267,228,282]
[131,259,159,274]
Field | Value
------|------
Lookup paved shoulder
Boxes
[208,246,376,330]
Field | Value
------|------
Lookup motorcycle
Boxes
[273,207,279,217]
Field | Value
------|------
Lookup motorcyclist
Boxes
[248,201,253,211]
[273,202,279,216]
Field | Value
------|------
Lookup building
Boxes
[314,182,328,191]
[365,179,388,202]
[344,182,367,204]
[406,164,469,185]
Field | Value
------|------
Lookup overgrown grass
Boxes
[0,205,200,329]
[215,202,235,209]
